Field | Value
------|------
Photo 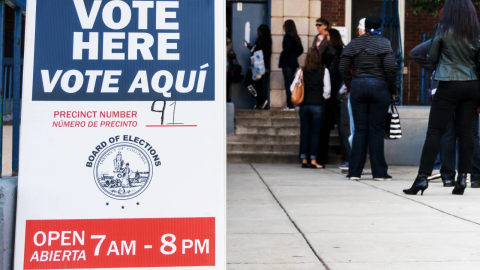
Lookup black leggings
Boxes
[419,81,480,175]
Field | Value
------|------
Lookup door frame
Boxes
[345,0,405,51]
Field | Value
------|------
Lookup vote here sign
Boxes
[14,1,226,269]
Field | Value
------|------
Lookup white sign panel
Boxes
[14,0,226,269]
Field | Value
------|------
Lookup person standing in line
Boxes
[347,18,366,148]
[403,0,480,196]
[247,24,272,110]
[226,28,237,103]
[339,16,397,181]
[298,47,331,168]
[312,18,330,52]
[317,28,345,168]
[279,20,304,111]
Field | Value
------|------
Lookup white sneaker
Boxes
[288,108,296,111]
[347,176,360,181]
[374,178,392,181]
[374,175,393,181]
[262,100,269,109]
[281,107,290,111]
[427,170,441,180]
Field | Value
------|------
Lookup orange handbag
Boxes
[291,69,304,106]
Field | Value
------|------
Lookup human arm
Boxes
[323,68,331,99]
[427,34,442,64]
[382,51,398,95]
[339,54,353,89]
[410,39,435,72]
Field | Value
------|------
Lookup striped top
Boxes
[339,34,398,94]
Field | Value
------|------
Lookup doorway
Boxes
[227,2,267,109]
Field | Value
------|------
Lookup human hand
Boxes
[391,94,396,101]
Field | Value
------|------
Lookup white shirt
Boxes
[291,68,331,100]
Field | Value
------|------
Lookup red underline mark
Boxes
[146,125,198,127]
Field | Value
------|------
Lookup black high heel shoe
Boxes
[403,174,429,196]
[452,173,467,195]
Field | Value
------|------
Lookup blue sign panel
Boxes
[32,0,215,101]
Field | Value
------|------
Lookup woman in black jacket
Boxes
[404,0,480,196]
[279,20,304,111]
[299,47,331,168]
[339,16,397,181]
[317,29,349,167]
[248,24,272,109]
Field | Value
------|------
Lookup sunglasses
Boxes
[316,24,323,27]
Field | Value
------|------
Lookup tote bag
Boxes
[384,103,402,140]
[291,69,304,106]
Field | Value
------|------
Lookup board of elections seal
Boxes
[93,142,153,200]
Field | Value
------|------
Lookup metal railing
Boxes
[3,59,16,118]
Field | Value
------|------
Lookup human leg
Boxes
[255,76,266,108]
[366,78,391,179]
[471,114,480,186]
[299,106,312,160]
[454,90,480,174]
[439,115,457,184]
[348,79,369,178]
[348,95,354,147]
[316,100,334,165]
[418,82,461,175]
[282,67,295,109]
[309,106,325,168]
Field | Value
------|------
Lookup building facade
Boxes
[228,0,441,109]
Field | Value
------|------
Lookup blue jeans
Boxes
[348,94,354,147]
[299,105,324,159]
[433,153,441,171]
[282,67,295,109]
[349,78,390,178]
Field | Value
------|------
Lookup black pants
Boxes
[349,77,391,178]
[316,98,335,164]
[255,73,268,108]
[282,67,295,109]
[335,95,351,162]
[440,114,480,181]
[419,81,480,175]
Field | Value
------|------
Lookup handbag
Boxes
[228,58,244,82]
[384,103,402,140]
[291,69,304,106]
[251,50,265,80]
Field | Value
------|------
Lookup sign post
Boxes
[15,0,226,269]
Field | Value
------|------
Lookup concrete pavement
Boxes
[227,164,480,270]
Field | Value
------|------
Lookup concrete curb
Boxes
[0,177,17,270]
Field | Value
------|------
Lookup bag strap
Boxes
[391,103,399,114]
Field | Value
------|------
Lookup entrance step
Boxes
[228,109,343,164]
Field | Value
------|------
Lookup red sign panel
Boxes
[24,218,215,269]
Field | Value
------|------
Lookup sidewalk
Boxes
[227,164,480,270]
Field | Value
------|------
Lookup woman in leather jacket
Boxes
[404,0,480,196]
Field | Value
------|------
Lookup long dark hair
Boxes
[304,47,322,72]
[284,20,299,38]
[328,28,344,47]
[438,0,480,42]
[258,24,272,44]
[284,19,301,46]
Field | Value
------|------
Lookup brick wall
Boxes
[403,5,438,105]
[320,0,346,27]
